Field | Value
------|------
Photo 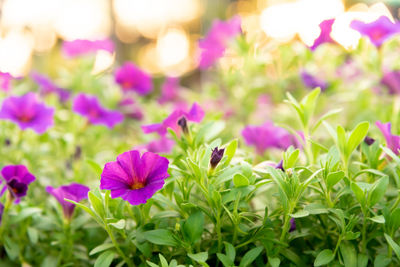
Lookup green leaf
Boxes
[233,173,250,187]
[346,122,369,157]
[239,247,263,267]
[326,171,344,190]
[224,139,238,166]
[374,254,391,267]
[159,254,169,267]
[27,227,38,244]
[94,251,115,267]
[188,252,208,264]
[312,108,342,133]
[88,191,105,218]
[358,254,368,267]
[301,87,320,127]
[337,125,346,154]
[351,182,365,207]
[183,211,204,244]
[10,207,41,223]
[89,243,114,256]
[224,242,236,262]
[145,229,178,247]
[284,148,300,169]
[290,210,309,218]
[340,242,357,267]
[369,215,385,224]
[4,236,19,260]
[269,257,280,267]
[217,253,234,267]
[314,249,334,266]
[86,159,103,176]
[110,219,126,230]
[368,176,389,207]
[384,233,400,260]
[65,199,102,224]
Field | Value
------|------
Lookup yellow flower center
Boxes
[131,182,145,190]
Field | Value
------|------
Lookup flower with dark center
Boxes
[114,62,152,95]
[1,165,35,202]
[100,150,170,205]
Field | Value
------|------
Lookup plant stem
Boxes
[104,224,133,267]
[361,212,368,253]
[279,214,291,243]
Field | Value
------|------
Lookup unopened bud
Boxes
[210,147,225,169]
[364,136,375,146]
[177,117,188,135]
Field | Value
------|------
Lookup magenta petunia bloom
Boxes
[198,16,241,69]
[376,121,400,155]
[158,77,181,104]
[350,16,400,47]
[31,72,70,102]
[310,19,335,51]
[1,165,35,201]
[72,93,124,128]
[46,183,90,219]
[62,39,114,58]
[100,150,170,205]
[0,72,13,92]
[242,122,300,155]
[0,93,54,134]
[115,63,152,95]
[142,103,205,136]
[118,98,143,120]
[137,136,175,154]
[381,70,400,94]
[301,71,328,91]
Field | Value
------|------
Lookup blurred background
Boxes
[0,0,399,77]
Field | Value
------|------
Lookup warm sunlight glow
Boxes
[157,28,190,68]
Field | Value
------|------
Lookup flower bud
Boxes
[364,136,375,146]
[177,117,188,135]
[275,160,284,172]
[210,147,225,169]
[289,218,296,232]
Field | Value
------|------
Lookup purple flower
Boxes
[0,72,13,92]
[137,136,175,154]
[210,147,225,169]
[1,165,35,201]
[242,122,300,155]
[198,16,241,69]
[100,150,170,205]
[46,183,90,219]
[350,16,400,47]
[301,71,328,91]
[115,63,152,95]
[158,77,180,104]
[0,93,54,134]
[310,19,335,51]
[381,70,400,94]
[376,121,400,155]
[142,103,205,136]
[72,93,124,128]
[119,98,143,120]
[31,72,70,102]
[62,39,114,58]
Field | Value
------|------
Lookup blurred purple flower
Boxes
[0,72,13,92]
[46,183,90,219]
[336,58,361,82]
[115,62,152,95]
[381,70,400,94]
[350,16,400,47]
[119,98,143,120]
[73,93,124,128]
[301,71,328,91]
[289,218,296,232]
[100,150,169,205]
[310,19,335,50]
[31,72,70,102]
[376,121,400,155]
[158,77,180,104]
[137,136,175,154]
[0,93,54,134]
[142,103,204,136]
[1,165,35,201]
[242,122,300,155]
[62,39,114,58]
[198,16,241,69]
